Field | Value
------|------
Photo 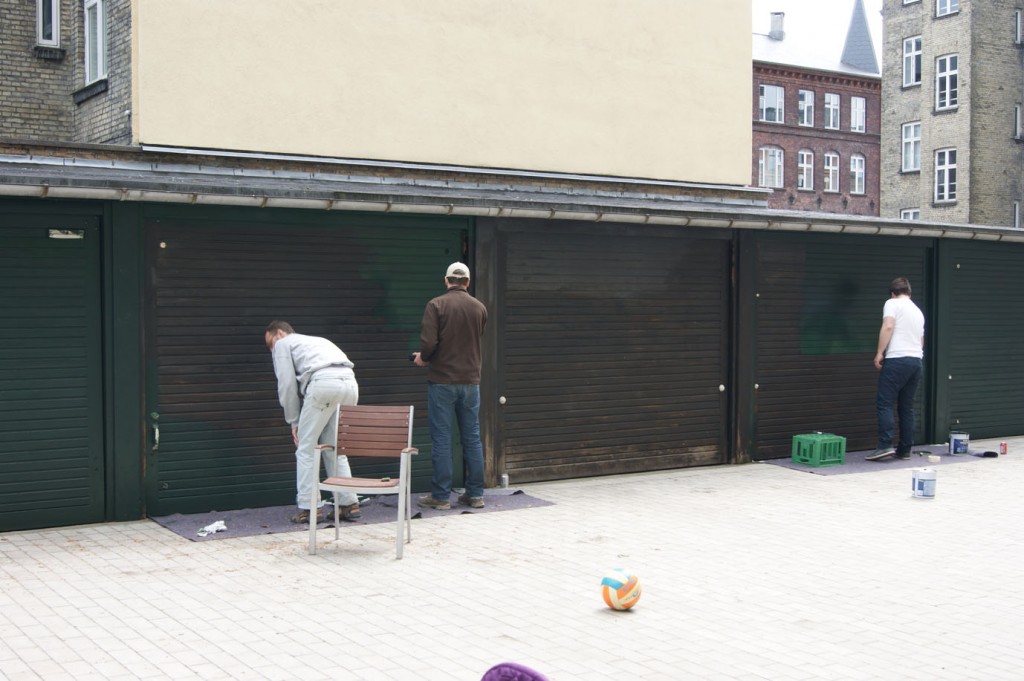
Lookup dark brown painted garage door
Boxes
[143,209,466,515]
[497,223,731,482]
[752,233,932,459]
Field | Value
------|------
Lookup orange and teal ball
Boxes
[601,569,641,610]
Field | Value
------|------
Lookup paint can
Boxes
[1000,441,1008,456]
[912,468,937,498]
[949,432,970,455]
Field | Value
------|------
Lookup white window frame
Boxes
[759,85,785,123]
[935,54,959,111]
[758,147,784,188]
[902,121,921,172]
[84,0,108,85]
[1016,10,1023,43]
[1016,105,1023,139]
[935,148,957,203]
[797,150,814,190]
[37,0,60,46]
[850,155,866,195]
[823,152,840,193]
[936,0,959,17]
[824,93,840,130]
[798,90,815,127]
[1015,201,1021,229]
[904,36,923,87]
[903,0,921,4]
[901,209,921,220]
[851,97,866,133]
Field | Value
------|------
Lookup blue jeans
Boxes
[427,382,485,499]
[876,357,922,454]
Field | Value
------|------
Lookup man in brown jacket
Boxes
[412,262,488,510]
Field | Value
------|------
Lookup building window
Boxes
[936,0,959,17]
[935,55,959,111]
[1016,10,1023,43]
[850,154,866,195]
[903,0,921,4]
[902,122,921,172]
[797,150,814,190]
[935,149,957,202]
[824,93,840,129]
[84,0,107,84]
[759,85,785,123]
[758,147,784,188]
[1015,201,1021,229]
[851,97,866,133]
[37,0,60,46]
[1016,105,1022,138]
[903,36,922,87]
[798,90,815,127]
[901,209,921,220]
[824,152,840,193]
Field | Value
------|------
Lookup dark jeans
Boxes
[876,356,923,454]
[427,382,485,499]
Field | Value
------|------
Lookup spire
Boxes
[841,0,879,73]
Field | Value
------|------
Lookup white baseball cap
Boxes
[445,262,470,278]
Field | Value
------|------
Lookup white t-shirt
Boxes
[882,296,925,359]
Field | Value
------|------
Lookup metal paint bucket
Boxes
[912,468,937,498]
[949,432,970,455]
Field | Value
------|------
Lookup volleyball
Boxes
[600,568,641,610]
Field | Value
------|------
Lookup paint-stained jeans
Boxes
[876,356,923,455]
[427,382,485,500]
[296,372,359,510]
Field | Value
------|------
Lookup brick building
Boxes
[752,0,882,215]
[0,0,131,144]
[881,0,1024,227]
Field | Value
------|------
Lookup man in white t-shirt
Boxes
[866,277,925,461]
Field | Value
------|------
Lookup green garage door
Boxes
[944,241,1024,438]
[0,215,104,532]
[144,210,467,516]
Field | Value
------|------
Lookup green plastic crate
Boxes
[791,432,846,467]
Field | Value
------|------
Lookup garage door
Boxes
[944,241,1024,438]
[498,224,731,482]
[0,215,104,531]
[753,233,932,459]
[144,210,466,515]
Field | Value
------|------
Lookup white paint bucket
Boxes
[912,468,936,498]
[949,432,970,455]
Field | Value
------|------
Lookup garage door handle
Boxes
[150,412,160,451]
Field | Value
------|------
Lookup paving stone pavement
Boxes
[2,437,1022,681]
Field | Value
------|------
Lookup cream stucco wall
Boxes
[133,0,751,185]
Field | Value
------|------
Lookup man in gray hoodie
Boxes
[265,321,361,523]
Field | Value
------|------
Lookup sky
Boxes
[751,0,885,75]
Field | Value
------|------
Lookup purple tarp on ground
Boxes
[151,488,554,541]
[762,443,997,476]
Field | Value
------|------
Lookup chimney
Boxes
[769,12,785,41]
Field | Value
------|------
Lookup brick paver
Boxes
[2,437,1022,680]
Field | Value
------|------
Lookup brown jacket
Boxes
[418,287,487,384]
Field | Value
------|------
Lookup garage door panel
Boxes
[500,228,729,481]
[0,217,104,532]
[145,216,465,515]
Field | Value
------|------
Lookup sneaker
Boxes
[458,494,485,509]
[417,495,451,510]
[895,451,912,461]
[866,447,896,461]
